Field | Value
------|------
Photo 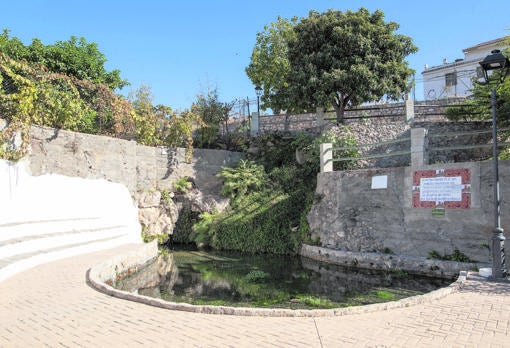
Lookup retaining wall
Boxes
[27,125,243,200]
[308,160,510,263]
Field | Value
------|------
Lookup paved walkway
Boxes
[1,244,509,347]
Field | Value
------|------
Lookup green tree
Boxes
[245,16,297,113]
[191,87,232,148]
[0,29,128,90]
[130,84,160,145]
[288,8,417,123]
[129,84,204,162]
[0,29,29,60]
[246,9,417,123]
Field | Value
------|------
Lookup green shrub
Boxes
[428,248,474,262]
[187,128,359,255]
[171,208,200,244]
[174,176,192,194]
[218,159,267,199]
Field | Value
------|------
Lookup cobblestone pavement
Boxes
[0,244,509,347]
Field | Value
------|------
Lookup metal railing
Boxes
[320,126,510,173]
[428,127,510,153]
[332,137,411,162]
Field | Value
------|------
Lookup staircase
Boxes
[0,218,140,281]
[0,160,142,282]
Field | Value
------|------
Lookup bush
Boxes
[185,129,359,255]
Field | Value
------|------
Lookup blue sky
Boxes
[0,0,508,111]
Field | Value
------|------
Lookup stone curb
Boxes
[86,243,468,317]
[300,244,486,278]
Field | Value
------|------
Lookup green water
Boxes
[113,249,452,310]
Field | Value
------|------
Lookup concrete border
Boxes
[86,242,469,317]
[300,244,487,279]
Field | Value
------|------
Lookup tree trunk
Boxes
[332,101,346,125]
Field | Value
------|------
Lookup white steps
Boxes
[0,160,143,282]
[0,218,139,281]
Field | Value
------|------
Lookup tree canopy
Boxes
[0,29,128,90]
[191,87,233,148]
[246,8,418,122]
[245,16,297,113]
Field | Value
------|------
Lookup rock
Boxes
[247,146,259,155]
[136,191,162,208]
[138,207,160,226]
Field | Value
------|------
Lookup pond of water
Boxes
[112,249,453,310]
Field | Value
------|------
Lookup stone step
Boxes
[0,218,139,282]
[0,217,120,242]
[0,233,136,282]
[0,225,129,258]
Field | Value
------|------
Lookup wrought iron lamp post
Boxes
[255,85,262,117]
[479,49,509,279]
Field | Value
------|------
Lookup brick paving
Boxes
[1,244,509,347]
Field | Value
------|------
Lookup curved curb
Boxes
[86,243,467,317]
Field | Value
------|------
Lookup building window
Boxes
[445,72,457,87]
[476,66,485,79]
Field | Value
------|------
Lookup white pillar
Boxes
[320,143,333,173]
[405,99,415,123]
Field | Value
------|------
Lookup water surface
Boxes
[113,249,452,310]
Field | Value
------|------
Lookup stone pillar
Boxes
[320,143,333,173]
[250,112,259,137]
[405,99,414,123]
[316,107,324,129]
[411,128,428,167]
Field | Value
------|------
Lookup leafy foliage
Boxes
[288,8,417,123]
[293,127,360,171]
[187,130,359,255]
[0,48,201,162]
[245,16,298,113]
[0,52,138,159]
[218,159,267,199]
[246,9,417,123]
[191,87,233,148]
[1,29,128,90]
[428,248,474,263]
[445,46,510,125]
[173,176,192,194]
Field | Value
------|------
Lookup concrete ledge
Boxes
[300,244,486,279]
[87,243,467,317]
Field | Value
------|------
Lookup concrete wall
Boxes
[27,125,243,201]
[308,160,510,263]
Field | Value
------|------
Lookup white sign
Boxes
[420,176,462,202]
[371,175,388,189]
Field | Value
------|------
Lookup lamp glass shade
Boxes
[480,50,507,72]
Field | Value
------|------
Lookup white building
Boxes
[422,37,508,100]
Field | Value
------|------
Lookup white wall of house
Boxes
[422,37,508,100]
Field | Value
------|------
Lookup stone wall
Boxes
[327,121,493,169]
[26,124,243,237]
[307,160,510,263]
[222,98,465,136]
[28,125,242,194]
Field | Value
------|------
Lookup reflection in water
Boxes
[113,250,452,309]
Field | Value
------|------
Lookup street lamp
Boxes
[479,49,510,279]
[255,85,262,117]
